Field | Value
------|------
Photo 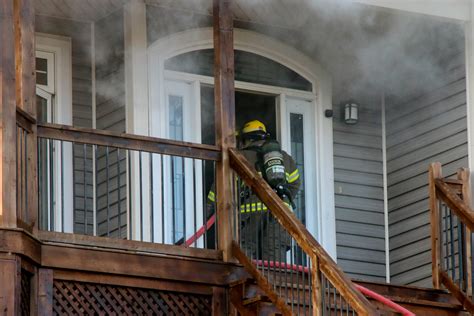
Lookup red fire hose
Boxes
[185,214,415,315]
[354,284,415,316]
[184,214,216,247]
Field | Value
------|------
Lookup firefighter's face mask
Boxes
[240,120,268,148]
[241,131,267,148]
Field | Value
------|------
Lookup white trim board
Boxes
[353,0,470,21]
[147,27,337,259]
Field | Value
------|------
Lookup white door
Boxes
[36,43,74,233]
[279,96,318,238]
[152,80,204,246]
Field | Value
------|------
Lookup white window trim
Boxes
[36,51,55,95]
[147,28,337,259]
[36,33,74,233]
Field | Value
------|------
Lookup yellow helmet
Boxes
[242,120,267,135]
[240,120,268,143]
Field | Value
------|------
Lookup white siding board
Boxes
[336,221,385,237]
[334,157,383,175]
[333,131,382,149]
[333,144,382,162]
[336,233,385,251]
[335,195,384,213]
[334,182,384,200]
[388,147,468,186]
[387,132,467,173]
[390,238,431,262]
[387,118,467,161]
[391,250,431,275]
[335,208,384,225]
[337,246,385,264]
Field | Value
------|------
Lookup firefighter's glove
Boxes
[239,186,251,202]
[276,184,296,210]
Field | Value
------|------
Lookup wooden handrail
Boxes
[37,123,222,161]
[16,106,36,133]
[434,179,474,231]
[229,148,378,315]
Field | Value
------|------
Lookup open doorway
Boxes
[200,87,277,145]
[201,87,278,248]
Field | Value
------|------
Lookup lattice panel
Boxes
[20,269,31,316]
[53,280,212,315]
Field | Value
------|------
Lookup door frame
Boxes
[147,28,337,258]
[36,33,74,233]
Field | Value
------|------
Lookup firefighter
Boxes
[207,120,301,261]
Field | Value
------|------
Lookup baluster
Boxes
[192,158,197,247]
[170,155,175,244]
[83,144,88,235]
[49,139,54,231]
[458,216,464,288]
[128,150,133,240]
[291,238,295,314]
[161,154,165,244]
[117,148,122,239]
[139,151,144,241]
[60,141,64,232]
[182,157,186,244]
[23,129,27,221]
[150,152,154,242]
[444,204,449,273]
[302,252,306,312]
[449,208,455,280]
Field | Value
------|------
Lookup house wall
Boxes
[387,52,468,287]
[95,9,127,238]
[333,106,386,282]
[35,16,94,234]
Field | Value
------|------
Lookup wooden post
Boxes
[36,269,53,316]
[311,256,322,316]
[458,168,472,296]
[0,0,18,228]
[0,254,21,315]
[213,0,236,261]
[212,286,227,316]
[429,162,442,289]
[14,0,37,229]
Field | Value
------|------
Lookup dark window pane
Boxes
[168,94,185,243]
[36,95,48,123]
[165,49,312,92]
[36,57,47,72]
[36,72,47,86]
[290,113,305,224]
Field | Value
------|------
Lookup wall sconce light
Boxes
[344,101,359,125]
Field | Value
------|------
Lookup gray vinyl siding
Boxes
[333,107,386,282]
[387,54,468,287]
[35,16,94,235]
[95,9,127,238]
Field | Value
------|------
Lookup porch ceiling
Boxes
[35,0,305,28]
[35,0,464,106]
[35,0,127,22]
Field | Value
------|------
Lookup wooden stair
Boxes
[230,279,283,315]
[355,280,469,316]
[229,274,470,315]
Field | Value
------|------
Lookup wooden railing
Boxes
[429,162,474,314]
[229,148,378,315]
[15,107,37,230]
[35,123,221,248]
